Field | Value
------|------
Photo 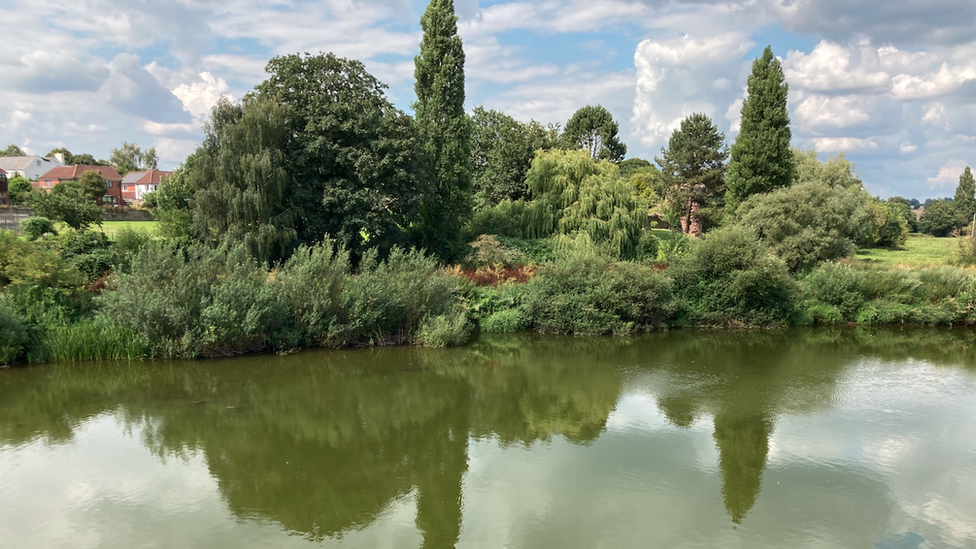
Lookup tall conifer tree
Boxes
[414,0,472,259]
[725,46,794,215]
[953,166,976,230]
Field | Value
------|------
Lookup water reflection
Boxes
[1,327,975,547]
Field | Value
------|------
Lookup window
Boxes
[122,185,128,191]
[107,181,112,188]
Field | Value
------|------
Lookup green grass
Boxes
[98,221,158,239]
[856,234,958,268]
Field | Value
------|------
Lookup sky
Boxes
[0,0,974,199]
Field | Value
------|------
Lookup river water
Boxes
[2,328,975,548]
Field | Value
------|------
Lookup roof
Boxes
[0,155,61,172]
[123,170,173,185]
[39,165,123,182]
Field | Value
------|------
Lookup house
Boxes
[0,155,65,180]
[0,168,7,205]
[121,170,172,205]
[36,165,125,205]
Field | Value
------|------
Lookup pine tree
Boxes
[414,0,472,260]
[725,46,794,215]
[953,166,975,231]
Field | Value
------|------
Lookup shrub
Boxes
[20,217,57,241]
[800,263,868,320]
[525,256,680,335]
[480,308,529,333]
[956,237,976,265]
[29,321,149,363]
[465,235,527,269]
[0,303,28,365]
[415,310,473,348]
[667,226,797,325]
[918,200,957,237]
[28,180,103,230]
[735,181,872,272]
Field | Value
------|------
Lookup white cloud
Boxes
[172,72,232,119]
[794,94,872,128]
[927,160,970,189]
[900,144,917,154]
[783,41,891,94]
[811,137,878,153]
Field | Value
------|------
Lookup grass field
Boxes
[97,220,159,239]
[856,235,959,268]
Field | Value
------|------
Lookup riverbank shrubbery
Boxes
[97,242,472,359]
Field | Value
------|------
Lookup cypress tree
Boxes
[725,46,794,215]
[414,0,472,260]
[953,166,976,230]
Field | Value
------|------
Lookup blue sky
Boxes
[1,0,974,198]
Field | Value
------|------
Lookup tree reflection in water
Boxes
[0,327,974,540]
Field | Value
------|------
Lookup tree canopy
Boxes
[28,181,103,230]
[657,113,728,236]
[953,166,975,230]
[563,105,626,163]
[414,0,472,260]
[0,145,24,157]
[78,171,108,204]
[110,142,158,176]
[725,46,794,214]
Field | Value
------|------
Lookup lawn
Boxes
[856,234,959,268]
[97,221,159,240]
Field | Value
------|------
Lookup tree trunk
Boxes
[689,200,703,238]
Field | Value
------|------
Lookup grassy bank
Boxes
[99,221,158,239]
[856,234,957,268]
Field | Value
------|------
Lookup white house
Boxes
[0,155,65,180]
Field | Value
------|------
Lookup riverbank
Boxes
[4,228,976,366]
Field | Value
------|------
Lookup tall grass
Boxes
[27,321,149,363]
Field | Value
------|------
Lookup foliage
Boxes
[414,0,473,260]
[562,105,627,163]
[667,226,797,325]
[257,53,425,261]
[918,199,958,237]
[7,176,34,204]
[110,141,158,176]
[147,163,194,244]
[869,199,909,249]
[955,235,976,265]
[0,231,89,326]
[20,217,56,241]
[617,158,652,179]
[46,148,107,166]
[28,181,103,230]
[78,170,108,203]
[1,144,24,157]
[0,302,28,365]
[525,253,680,335]
[953,166,976,230]
[28,321,149,363]
[736,181,872,272]
[470,106,558,208]
[656,113,728,235]
[793,149,862,188]
[182,98,297,263]
[887,197,918,233]
[465,235,527,269]
[725,46,794,215]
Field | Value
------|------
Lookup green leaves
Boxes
[28,181,103,230]
[725,46,794,215]
[562,105,627,163]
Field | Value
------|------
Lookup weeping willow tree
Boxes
[470,149,648,258]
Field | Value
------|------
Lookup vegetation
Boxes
[109,141,157,176]
[725,46,794,215]
[562,105,627,163]
[20,216,57,240]
[28,181,103,230]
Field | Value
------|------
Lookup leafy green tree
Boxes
[28,181,103,230]
[617,158,652,179]
[45,148,107,166]
[725,46,794,215]
[0,145,24,157]
[793,149,861,188]
[563,105,627,163]
[19,217,57,241]
[110,142,158,176]
[918,199,958,237]
[7,176,34,204]
[735,182,872,272]
[953,166,976,231]
[414,0,473,260]
[182,98,297,262]
[78,170,108,204]
[887,196,917,233]
[470,107,557,209]
[255,52,425,260]
[868,199,909,249]
[656,113,728,237]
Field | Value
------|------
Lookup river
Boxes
[2,328,975,548]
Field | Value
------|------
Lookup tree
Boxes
[7,176,34,204]
[110,142,158,176]
[725,46,794,215]
[28,181,103,230]
[78,170,108,204]
[918,199,957,237]
[793,149,861,188]
[953,166,975,231]
[887,197,917,233]
[0,145,24,157]
[470,106,557,209]
[656,113,729,237]
[255,53,426,260]
[45,148,107,166]
[414,0,473,260]
[617,158,652,179]
[180,98,297,262]
[563,105,627,163]
[735,182,873,272]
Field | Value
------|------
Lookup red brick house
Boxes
[35,165,125,205]
[121,170,172,205]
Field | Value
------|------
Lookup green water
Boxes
[2,329,976,548]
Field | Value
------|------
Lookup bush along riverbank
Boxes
[5,226,976,366]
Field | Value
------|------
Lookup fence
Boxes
[0,207,32,233]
